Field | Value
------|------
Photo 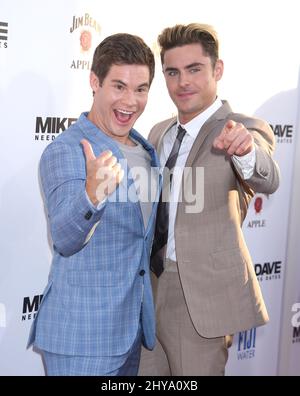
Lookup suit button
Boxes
[84,210,93,220]
[139,270,145,276]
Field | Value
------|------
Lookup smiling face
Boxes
[88,64,150,144]
[163,43,223,124]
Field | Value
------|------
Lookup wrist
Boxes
[85,185,100,206]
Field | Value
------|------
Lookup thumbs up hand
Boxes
[213,120,254,156]
[81,139,124,205]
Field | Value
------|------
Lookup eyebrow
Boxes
[111,79,127,86]
[165,62,205,72]
[111,79,150,89]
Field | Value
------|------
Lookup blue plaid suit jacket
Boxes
[28,113,161,357]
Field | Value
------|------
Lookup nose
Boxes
[178,71,191,88]
[121,89,137,107]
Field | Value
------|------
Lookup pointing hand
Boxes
[213,120,254,156]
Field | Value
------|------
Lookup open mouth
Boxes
[114,109,134,124]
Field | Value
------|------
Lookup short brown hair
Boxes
[91,33,155,85]
[158,23,219,68]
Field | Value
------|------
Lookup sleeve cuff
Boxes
[85,191,107,210]
[232,146,256,180]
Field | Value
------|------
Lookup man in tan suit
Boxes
[139,23,280,376]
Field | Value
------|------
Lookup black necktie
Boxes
[151,125,187,277]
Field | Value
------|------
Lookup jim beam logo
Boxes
[0,21,8,49]
[70,13,101,70]
[35,116,77,142]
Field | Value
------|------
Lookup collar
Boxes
[177,97,222,139]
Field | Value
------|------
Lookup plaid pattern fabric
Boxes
[28,113,161,359]
[42,326,142,376]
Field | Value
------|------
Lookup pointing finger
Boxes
[225,119,236,131]
[213,136,224,150]
[218,119,237,142]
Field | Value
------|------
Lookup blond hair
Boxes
[158,23,219,67]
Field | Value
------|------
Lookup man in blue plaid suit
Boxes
[28,33,160,376]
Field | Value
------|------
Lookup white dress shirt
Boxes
[160,98,256,261]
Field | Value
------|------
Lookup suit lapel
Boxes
[130,130,162,236]
[157,118,177,156]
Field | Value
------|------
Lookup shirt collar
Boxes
[78,112,159,166]
[177,97,222,140]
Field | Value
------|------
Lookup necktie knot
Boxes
[177,125,186,143]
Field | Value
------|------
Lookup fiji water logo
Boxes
[237,328,256,360]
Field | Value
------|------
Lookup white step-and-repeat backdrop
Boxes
[1,0,299,376]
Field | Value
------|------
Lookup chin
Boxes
[113,128,131,137]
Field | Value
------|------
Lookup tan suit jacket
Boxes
[149,101,280,338]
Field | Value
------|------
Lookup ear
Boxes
[90,71,100,92]
[214,59,224,81]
